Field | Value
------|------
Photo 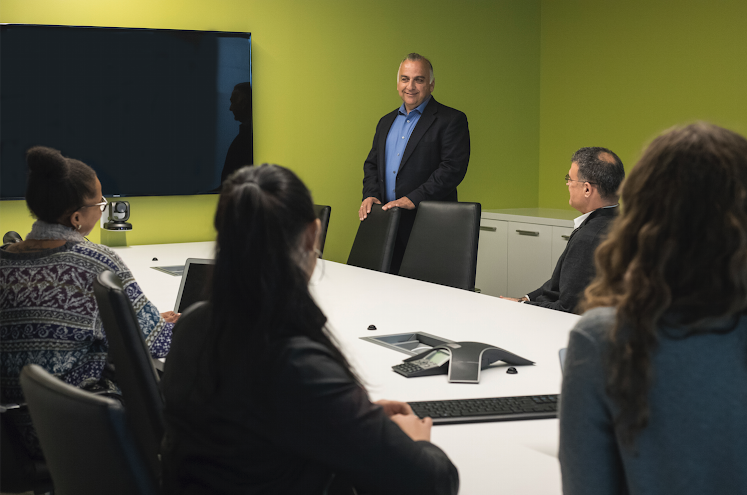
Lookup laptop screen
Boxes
[174,258,214,313]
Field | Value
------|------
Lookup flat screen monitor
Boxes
[0,24,253,199]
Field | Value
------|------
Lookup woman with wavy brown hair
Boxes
[559,122,747,495]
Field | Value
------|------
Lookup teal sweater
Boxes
[559,307,747,494]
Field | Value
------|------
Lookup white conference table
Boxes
[112,241,580,495]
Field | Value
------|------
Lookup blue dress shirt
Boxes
[383,97,431,203]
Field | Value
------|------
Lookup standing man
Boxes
[501,147,625,313]
[359,53,470,273]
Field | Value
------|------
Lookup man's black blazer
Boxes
[526,206,618,314]
[361,97,470,208]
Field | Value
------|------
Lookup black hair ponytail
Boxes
[208,164,360,389]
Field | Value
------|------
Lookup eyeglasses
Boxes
[79,196,108,212]
[565,174,597,185]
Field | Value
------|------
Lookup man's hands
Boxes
[499,296,528,303]
[382,197,415,211]
[359,197,381,220]
[359,196,415,221]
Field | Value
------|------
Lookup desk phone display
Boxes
[393,341,535,383]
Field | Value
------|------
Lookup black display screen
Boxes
[177,262,214,313]
[1,24,253,199]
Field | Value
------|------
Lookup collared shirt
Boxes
[573,204,619,230]
[383,97,431,202]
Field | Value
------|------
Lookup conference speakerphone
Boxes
[393,341,534,383]
[392,349,451,377]
[361,333,534,383]
[408,394,559,425]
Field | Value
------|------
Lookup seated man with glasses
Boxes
[501,147,625,313]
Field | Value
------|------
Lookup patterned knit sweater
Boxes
[1,240,173,403]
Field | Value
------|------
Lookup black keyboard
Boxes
[408,394,559,425]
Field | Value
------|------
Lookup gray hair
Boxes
[572,147,625,200]
[398,53,434,84]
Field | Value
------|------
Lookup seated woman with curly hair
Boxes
[559,122,747,494]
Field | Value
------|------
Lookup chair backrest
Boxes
[20,364,158,495]
[314,204,332,257]
[0,406,53,494]
[3,231,22,245]
[347,204,401,272]
[398,201,481,290]
[92,270,163,481]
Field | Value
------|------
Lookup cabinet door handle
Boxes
[480,226,497,232]
[516,230,539,236]
[561,235,570,240]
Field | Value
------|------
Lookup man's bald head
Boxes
[572,147,625,201]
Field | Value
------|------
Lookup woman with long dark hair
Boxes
[0,146,175,459]
[559,123,747,494]
[161,164,458,495]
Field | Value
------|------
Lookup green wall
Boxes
[4,1,747,257]
[538,0,747,209]
[0,0,541,262]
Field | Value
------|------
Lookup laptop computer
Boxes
[174,258,215,313]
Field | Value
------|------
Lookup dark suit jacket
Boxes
[361,98,470,244]
[526,206,618,314]
[221,122,254,184]
[161,302,459,495]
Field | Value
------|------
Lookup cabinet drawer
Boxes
[475,220,508,296]
[507,221,553,297]
[551,226,574,269]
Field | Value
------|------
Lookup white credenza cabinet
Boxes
[475,209,576,297]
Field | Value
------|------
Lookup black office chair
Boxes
[3,231,23,245]
[92,271,163,483]
[0,405,53,494]
[399,201,481,290]
[347,204,401,272]
[20,364,159,495]
[314,204,332,257]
